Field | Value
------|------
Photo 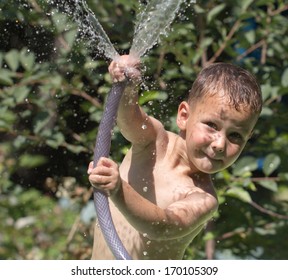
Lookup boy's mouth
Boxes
[205,152,223,163]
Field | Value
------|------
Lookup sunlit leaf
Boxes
[139,91,168,105]
[14,86,29,103]
[232,156,258,177]
[0,69,13,85]
[207,4,226,24]
[260,106,273,117]
[5,49,19,71]
[263,153,281,176]
[19,154,48,168]
[254,227,276,236]
[279,173,288,181]
[13,135,27,149]
[64,28,78,47]
[20,49,35,71]
[257,180,278,192]
[240,0,254,12]
[46,132,65,148]
[226,187,252,203]
[33,112,51,134]
[281,68,288,87]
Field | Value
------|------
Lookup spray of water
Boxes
[48,0,118,60]
[130,0,185,58]
[48,0,191,60]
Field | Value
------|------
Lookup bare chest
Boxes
[120,151,194,208]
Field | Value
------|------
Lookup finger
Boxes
[87,161,94,174]
[89,173,109,187]
[97,157,117,168]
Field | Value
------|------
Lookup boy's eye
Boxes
[206,122,217,130]
[229,132,243,142]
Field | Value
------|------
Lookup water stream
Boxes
[130,0,185,58]
[48,0,190,60]
[48,0,118,60]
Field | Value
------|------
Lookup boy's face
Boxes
[177,94,259,174]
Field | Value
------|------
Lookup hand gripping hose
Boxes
[93,81,132,260]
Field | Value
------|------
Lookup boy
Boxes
[88,55,262,259]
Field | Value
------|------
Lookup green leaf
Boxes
[64,28,78,47]
[139,91,168,105]
[232,156,258,177]
[0,69,13,85]
[200,37,213,49]
[194,5,205,14]
[258,180,278,192]
[281,68,288,87]
[254,226,276,236]
[5,49,19,71]
[226,187,252,203]
[20,49,35,71]
[279,173,288,181]
[207,4,226,24]
[13,135,27,149]
[46,132,65,149]
[33,112,51,134]
[240,0,254,12]
[19,154,47,168]
[244,30,256,44]
[263,153,280,176]
[260,106,273,117]
[66,143,87,154]
[14,86,29,104]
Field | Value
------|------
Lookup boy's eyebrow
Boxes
[232,122,254,135]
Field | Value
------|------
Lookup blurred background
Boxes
[0,0,287,259]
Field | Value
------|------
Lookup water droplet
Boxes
[141,124,147,130]
[25,98,29,103]
[143,251,148,256]
[143,187,148,192]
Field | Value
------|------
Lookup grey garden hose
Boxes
[93,81,132,260]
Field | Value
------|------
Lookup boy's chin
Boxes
[194,160,224,174]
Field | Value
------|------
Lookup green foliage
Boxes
[1,0,288,260]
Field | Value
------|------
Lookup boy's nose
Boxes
[212,134,226,153]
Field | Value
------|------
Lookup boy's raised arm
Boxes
[109,55,164,147]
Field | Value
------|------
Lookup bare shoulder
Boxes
[132,115,169,154]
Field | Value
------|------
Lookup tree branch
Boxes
[249,201,288,220]
[207,19,241,64]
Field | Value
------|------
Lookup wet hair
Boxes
[188,63,262,115]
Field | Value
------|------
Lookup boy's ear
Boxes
[177,101,190,130]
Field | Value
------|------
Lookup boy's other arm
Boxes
[111,177,218,241]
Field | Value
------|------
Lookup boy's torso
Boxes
[92,130,214,259]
